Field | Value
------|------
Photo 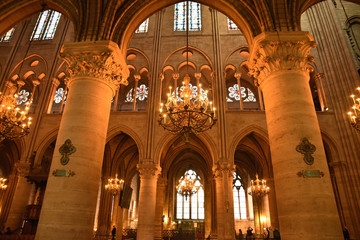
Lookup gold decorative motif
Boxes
[296,138,316,165]
[59,139,76,165]
[52,169,76,177]
[248,32,316,85]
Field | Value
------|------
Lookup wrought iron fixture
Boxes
[176,170,202,200]
[158,0,216,141]
[105,174,124,195]
[0,84,35,142]
[0,178,7,190]
[248,174,270,198]
[347,87,360,131]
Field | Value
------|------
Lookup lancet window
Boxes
[174,1,201,31]
[227,18,239,30]
[0,28,15,42]
[31,10,62,40]
[136,18,149,33]
[176,170,204,220]
[233,172,247,219]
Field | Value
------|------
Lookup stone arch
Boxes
[229,125,269,164]
[97,131,140,235]
[154,131,217,167]
[33,128,59,167]
[113,0,262,55]
[0,1,78,40]
[106,124,144,162]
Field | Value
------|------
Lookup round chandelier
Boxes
[347,87,360,131]
[158,74,216,139]
[0,178,7,190]
[248,174,270,198]
[105,174,124,195]
[0,85,33,142]
[176,170,202,200]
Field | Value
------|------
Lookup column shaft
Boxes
[35,41,128,240]
[214,163,235,240]
[249,32,342,240]
[137,163,160,240]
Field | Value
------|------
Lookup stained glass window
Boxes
[233,172,247,220]
[43,11,62,39]
[16,89,30,105]
[31,10,62,40]
[171,84,208,101]
[174,2,201,31]
[54,88,65,103]
[125,84,149,102]
[228,84,256,102]
[0,28,15,42]
[176,170,204,220]
[227,18,239,30]
[135,18,149,33]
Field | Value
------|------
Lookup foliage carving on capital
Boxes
[60,41,129,94]
[137,163,161,179]
[61,51,128,89]
[213,162,236,179]
[248,33,316,85]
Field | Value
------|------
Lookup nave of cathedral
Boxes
[0,0,359,240]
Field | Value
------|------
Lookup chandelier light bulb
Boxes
[347,88,360,131]
[0,178,7,190]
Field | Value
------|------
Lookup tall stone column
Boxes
[35,41,129,240]
[213,163,235,240]
[248,32,342,240]
[5,162,32,230]
[136,163,161,240]
[154,177,167,239]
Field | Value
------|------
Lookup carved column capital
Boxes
[15,162,31,177]
[172,73,179,80]
[134,74,141,82]
[51,78,61,87]
[60,41,129,96]
[137,163,161,179]
[248,32,316,86]
[213,162,236,179]
[194,73,201,80]
[234,72,242,80]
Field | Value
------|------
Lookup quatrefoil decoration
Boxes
[59,139,76,165]
[296,138,316,165]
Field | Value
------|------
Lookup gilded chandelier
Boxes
[248,174,270,198]
[159,74,216,140]
[176,171,201,199]
[0,85,33,142]
[347,87,360,131]
[105,174,124,195]
[0,178,7,190]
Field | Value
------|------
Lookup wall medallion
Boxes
[59,139,76,165]
[296,138,316,165]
